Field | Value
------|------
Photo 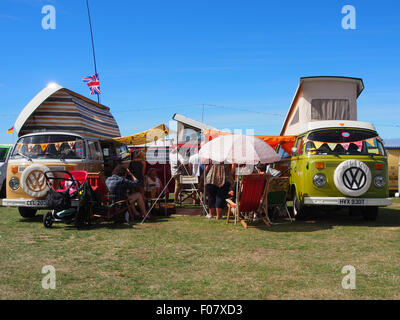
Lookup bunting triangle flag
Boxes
[28,144,34,152]
[354,141,363,150]
[40,143,49,152]
[15,144,22,152]
[342,143,350,150]
[327,143,337,151]
[54,142,62,151]
[68,141,75,150]
[313,141,323,149]
[366,138,375,146]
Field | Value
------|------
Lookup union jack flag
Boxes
[82,73,101,95]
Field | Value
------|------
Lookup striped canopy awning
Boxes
[113,124,170,146]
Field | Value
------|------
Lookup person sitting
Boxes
[144,168,164,198]
[256,162,281,177]
[105,164,147,219]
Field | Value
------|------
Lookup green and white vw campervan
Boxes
[289,120,391,220]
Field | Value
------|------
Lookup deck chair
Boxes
[178,175,199,204]
[260,176,292,224]
[226,174,267,229]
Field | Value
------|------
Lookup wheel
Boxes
[0,183,6,199]
[18,207,37,218]
[362,206,378,221]
[43,211,54,228]
[292,190,309,220]
[348,206,362,217]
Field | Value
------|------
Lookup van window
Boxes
[295,136,305,156]
[87,141,102,161]
[12,135,86,160]
[306,129,385,156]
[290,108,299,125]
[116,145,130,161]
[0,147,10,162]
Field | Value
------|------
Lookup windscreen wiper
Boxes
[58,153,66,162]
[17,152,32,162]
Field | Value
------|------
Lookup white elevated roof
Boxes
[298,120,376,135]
[280,76,365,136]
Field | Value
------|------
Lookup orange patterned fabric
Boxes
[203,130,296,154]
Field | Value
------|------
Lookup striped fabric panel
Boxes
[32,111,119,129]
[24,118,119,136]
[37,104,118,127]
[20,125,117,139]
[25,116,119,136]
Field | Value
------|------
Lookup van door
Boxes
[87,140,103,174]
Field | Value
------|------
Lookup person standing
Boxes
[188,149,204,204]
[169,147,185,203]
[205,163,234,220]
[129,150,146,196]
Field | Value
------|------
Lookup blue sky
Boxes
[1,0,399,144]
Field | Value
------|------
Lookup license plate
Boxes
[338,198,365,206]
[49,166,66,171]
[26,200,47,207]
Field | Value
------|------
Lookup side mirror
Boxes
[291,147,298,155]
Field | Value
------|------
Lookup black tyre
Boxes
[43,211,54,228]
[0,183,6,199]
[362,206,378,221]
[348,206,363,217]
[18,207,37,218]
[292,190,309,220]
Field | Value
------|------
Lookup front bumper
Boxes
[2,198,79,208]
[304,197,392,207]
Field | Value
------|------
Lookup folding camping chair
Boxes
[177,175,199,204]
[226,174,267,229]
[260,176,292,224]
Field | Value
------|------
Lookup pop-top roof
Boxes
[14,83,120,140]
[280,76,365,136]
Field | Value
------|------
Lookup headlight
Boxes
[374,176,386,188]
[9,177,20,190]
[313,174,327,187]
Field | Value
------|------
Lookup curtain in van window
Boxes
[311,99,350,120]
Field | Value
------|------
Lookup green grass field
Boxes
[0,202,399,300]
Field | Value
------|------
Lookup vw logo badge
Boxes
[342,167,367,191]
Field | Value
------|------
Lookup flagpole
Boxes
[85,0,100,104]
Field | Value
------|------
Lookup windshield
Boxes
[11,135,86,160]
[305,129,385,156]
[0,147,10,162]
